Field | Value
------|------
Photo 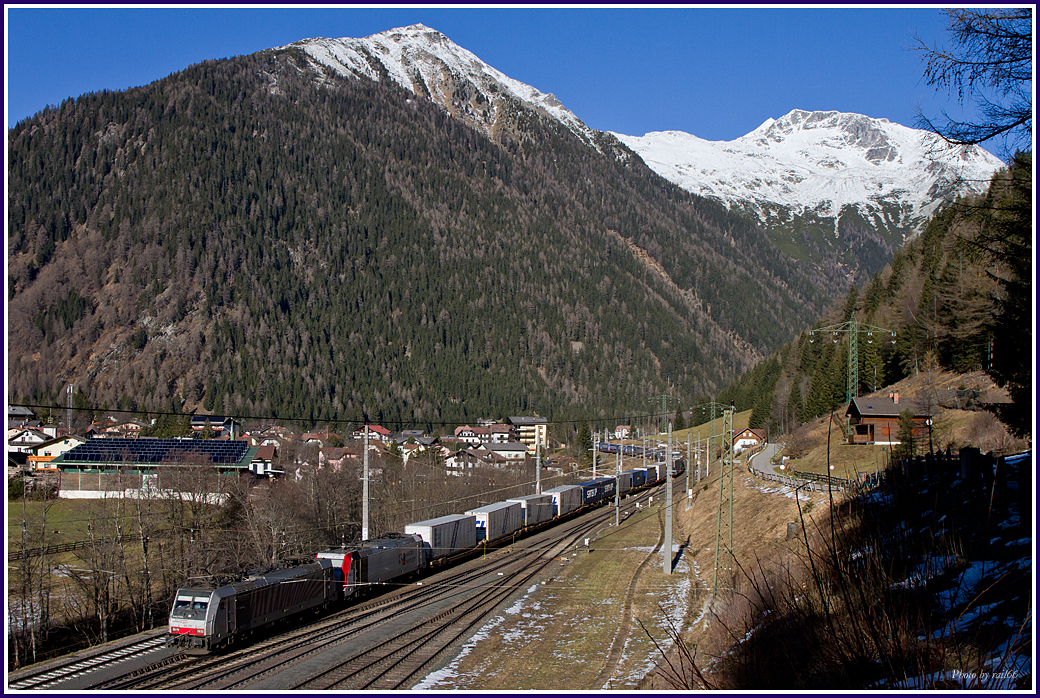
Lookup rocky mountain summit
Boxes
[286,26,1005,281]
[614,109,1004,245]
[286,24,601,148]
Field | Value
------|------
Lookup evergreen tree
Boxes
[576,421,592,463]
[892,408,919,462]
[976,153,1032,438]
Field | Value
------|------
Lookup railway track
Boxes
[84,490,652,690]
[591,505,667,688]
[6,633,171,690]
[291,515,605,690]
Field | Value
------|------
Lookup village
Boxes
[7,388,943,502]
[7,409,571,497]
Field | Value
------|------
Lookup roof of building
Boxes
[190,415,240,425]
[354,425,391,436]
[51,437,254,468]
[448,448,510,465]
[509,416,547,426]
[33,434,87,450]
[253,444,277,461]
[847,396,932,419]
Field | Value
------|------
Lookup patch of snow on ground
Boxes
[890,554,960,591]
[413,614,506,689]
[417,542,698,689]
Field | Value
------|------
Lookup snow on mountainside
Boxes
[613,110,1005,240]
[284,24,600,147]
[281,25,1004,267]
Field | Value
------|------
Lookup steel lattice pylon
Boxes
[712,405,735,597]
[810,317,896,404]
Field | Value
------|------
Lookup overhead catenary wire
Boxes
[8,401,692,433]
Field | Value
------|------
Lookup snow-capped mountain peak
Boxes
[283,25,598,146]
[613,109,1004,242]
[279,25,1004,276]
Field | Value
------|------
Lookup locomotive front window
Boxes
[171,595,209,618]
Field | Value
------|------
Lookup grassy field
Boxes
[415,501,697,690]
[7,497,96,549]
[415,454,831,690]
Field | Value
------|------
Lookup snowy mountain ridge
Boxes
[284,24,600,147]
[283,25,1005,264]
[612,109,1005,240]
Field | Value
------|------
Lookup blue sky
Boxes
[4,5,991,150]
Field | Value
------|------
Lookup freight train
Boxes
[597,441,685,465]
[167,457,683,652]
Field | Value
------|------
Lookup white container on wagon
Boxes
[543,484,582,517]
[404,514,476,561]
[639,464,659,483]
[465,501,523,542]
[506,493,554,526]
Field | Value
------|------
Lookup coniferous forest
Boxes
[718,152,1032,441]
[7,47,840,428]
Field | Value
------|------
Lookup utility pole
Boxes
[696,432,701,484]
[685,434,692,502]
[615,443,621,526]
[691,400,726,478]
[536,440,541,495]
[648,394,680,435]
[663,423,673,575]
[592,432,598,478]
[712,404,735,597]
[362,425,370,542]
[810,316,896,404]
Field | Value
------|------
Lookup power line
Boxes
[9,401,691,433]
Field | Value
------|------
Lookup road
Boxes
[748,443,782,475]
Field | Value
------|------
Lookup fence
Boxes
[8,534,142,562]
[747,446,855,492]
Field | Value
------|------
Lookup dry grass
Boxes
[644,450,1032,691]
[779,368,1026,480]
[414,503,698,690]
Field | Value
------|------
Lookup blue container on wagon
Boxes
[639,464,659,483]
[575,477,617,506]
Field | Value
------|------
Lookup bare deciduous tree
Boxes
[913,8,1033,157]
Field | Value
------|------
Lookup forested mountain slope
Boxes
[8,47,837,427]
[717,152,1031,441]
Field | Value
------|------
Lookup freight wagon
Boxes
[617,471,634,494]
[168,560,338,652]
[466,501,523,542]
[405,514,477,561]
[315,533,424,599]
[506,493,554,526]
[639,464,659,484]
[575,477,617,506]
[623,469,647,492]
[544,484,583,517]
